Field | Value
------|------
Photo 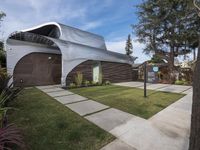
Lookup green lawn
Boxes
[70,85,185,119]
[8,88,115,150]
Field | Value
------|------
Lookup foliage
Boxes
[69,83,76,89]
[125,34,133,56]
[0,11,6,21]
[104,81,111,85]
[84,80,90,87]
[0,85,22,108]
[134,0,200,55]
[0,11,6,38]
[133,0,200,82]
[175,80,185,85]
[0,68,11,94]
[0,51,6,68]
[91,81,97,86]
[0,11,6,68]
[0,42,6,68]
[0,124,25,150]
[74,72,83,87]
[149,55,164,63]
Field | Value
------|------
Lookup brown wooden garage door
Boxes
[14,53,61,87]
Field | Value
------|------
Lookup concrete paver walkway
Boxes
[67,100,109,116]
[36,82,192,150]
[55,94,87,104]
[85,108,134,132]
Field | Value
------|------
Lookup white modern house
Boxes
[6,22,136,87]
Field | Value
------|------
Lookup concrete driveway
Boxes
[114,81,192,94]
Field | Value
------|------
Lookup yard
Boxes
[8,87,114,150]
[70,85,185,119]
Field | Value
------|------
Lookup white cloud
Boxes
[80,20,103,30]
[0,0,88,39]
[106,39,150,63]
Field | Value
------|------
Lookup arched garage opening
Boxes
[13,52,61,87]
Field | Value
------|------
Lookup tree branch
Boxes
[193,0,200,16]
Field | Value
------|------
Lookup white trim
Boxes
[21,22,62,37]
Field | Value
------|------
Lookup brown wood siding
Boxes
[66,61,93,85]
[101,61,133,83]
[66,60,133,85]
[14,53,61,87]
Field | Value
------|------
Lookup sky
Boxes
[0,0,150,63]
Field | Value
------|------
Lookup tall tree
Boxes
[189,1,200,150]
[0,11,6,68]
[134,0,200,82]
[125,34,133,56]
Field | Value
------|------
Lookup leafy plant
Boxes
[74,72,83,87]
[105,81,111,85]
[0,86,22,107]
[69,83,76,89]
[91,81,97,86]
[175,80,184,85]
[0,107,14,128]
[0,68,11,94]
[84,80,90,87]
[0,124,25,150]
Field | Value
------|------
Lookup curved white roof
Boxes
[21,22,106,50]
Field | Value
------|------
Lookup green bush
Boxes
[105,80,111,85]
[74,72,83,87]
[91,81,97,86]
[175,80,184,85]
[84,80,90,87]
[69,83,76,89]
[0,68,11,94]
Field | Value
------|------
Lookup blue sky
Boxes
[1,0,150,63]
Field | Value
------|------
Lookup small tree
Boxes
[74,72,83,87]
[125,34,133,56]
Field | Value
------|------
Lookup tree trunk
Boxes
[169,45,175,83]
[189,36,200,150]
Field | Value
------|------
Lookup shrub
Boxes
[0,124,25,149]
[91,81,97,86]
[69,83,76,89]
[0,86,22,107]
[0,50,6,68]
[105,81,111,85]
[175,80,184,85]
[74,72,83,87]
[84,80,90,87]
[0,68,11,94]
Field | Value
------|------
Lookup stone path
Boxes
[36,82,192,150]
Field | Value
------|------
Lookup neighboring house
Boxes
[6,22,136,87]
